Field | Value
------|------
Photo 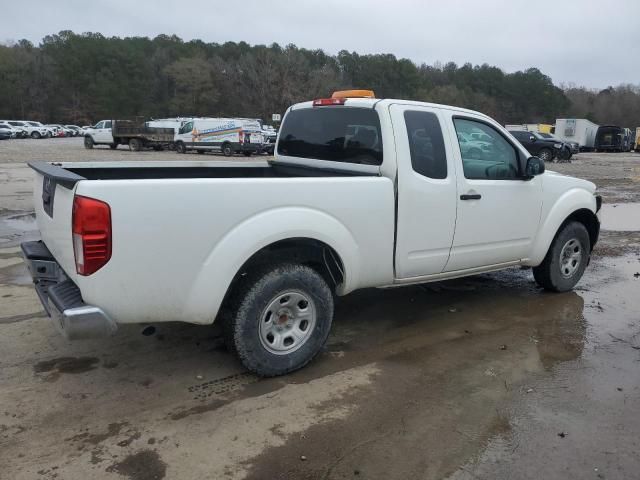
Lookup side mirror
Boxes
[529,135,536,142]
[525,156,545,178]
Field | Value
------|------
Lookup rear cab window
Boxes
[277,107,383,165]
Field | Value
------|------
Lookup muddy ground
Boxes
[1,139,639,480]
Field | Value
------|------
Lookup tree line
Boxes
[0,30,638,128]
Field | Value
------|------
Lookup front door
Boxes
[391,104,458,278]
[444,114,543,272]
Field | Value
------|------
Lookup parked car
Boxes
[21,90,601,377]
[9,120,47,138]
[508,130,562,162]
[65,125,83,137]
[45,125,65,137]
[0,121,24,138]
[27,121,55,138]
[5,120,49,139]
[0,121,28,138]
[0,124,12,140]
[537,132,577,160]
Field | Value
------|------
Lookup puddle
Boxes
[0,210,39,247]
[599,203,640,231]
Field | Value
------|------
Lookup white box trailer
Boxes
[554,119,599,150]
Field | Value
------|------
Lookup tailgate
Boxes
[29,162,85,280]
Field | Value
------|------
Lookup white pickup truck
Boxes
[22,90,601,376]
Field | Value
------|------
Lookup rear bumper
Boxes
[21,240,117,340]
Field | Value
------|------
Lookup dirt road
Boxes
[1,139,639,479]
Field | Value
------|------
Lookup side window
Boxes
[454,118,520,180]
[404,110,447,179]
[94,121,104,129]
[104,121,112,129]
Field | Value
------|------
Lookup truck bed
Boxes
[28,160,395,326]
[29,160,375,186]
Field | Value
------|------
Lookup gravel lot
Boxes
[1,138,639,480]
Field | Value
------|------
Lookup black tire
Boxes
[46,131,52,138]
[532,221,590,292]
[30,131,41,139]
[129,138,143,151]
[243,151,252,157]
[225,263,334,377]
[538,148,552,162]
[196,149,205,154]
[222,143,234,157]
[175,141,186,154]
[84,136,94,149]
[153,145,163,151]
[109,143,118,150]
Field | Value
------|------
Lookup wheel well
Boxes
[563,208,600,251]
[221,238,345,309]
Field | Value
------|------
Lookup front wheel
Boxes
[533,221,590,292]
[175,141,186,154]
[30,131,41,139]
[84,136,94,149]
[224,263,334,377]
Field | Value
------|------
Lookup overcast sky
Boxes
[2,0,638,89]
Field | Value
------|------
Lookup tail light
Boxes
[72,195,111,275]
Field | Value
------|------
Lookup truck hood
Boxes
[544,169,596,194]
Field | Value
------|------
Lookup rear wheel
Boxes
[243,151,252,157]
[129,138,143,151]
[538,148,552,162]
[196,149,205,154]
[222,143,234,157]
[84,136,94,149]
[533,221,590,292]
[224,263,334,377]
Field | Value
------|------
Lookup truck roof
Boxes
[289,97,493,122]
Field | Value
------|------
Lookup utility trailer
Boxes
[112,119,175,152]
[554,119,599,151]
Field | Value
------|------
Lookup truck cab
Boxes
[84,120,114,148]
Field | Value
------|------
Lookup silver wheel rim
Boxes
[540,150,551,161]
[560,238,582,278]
[259,290,316,355]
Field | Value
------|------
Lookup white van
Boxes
[174,118,264,156]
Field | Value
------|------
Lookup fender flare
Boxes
[183,207,360,324]
[528,188,597,266]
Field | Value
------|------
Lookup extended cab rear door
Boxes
[390,104,458,277]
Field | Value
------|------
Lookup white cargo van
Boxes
[174,118,264,156]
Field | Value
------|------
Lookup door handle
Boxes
[460,194,482,200]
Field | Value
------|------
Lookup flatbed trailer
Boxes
[112,119,175,151]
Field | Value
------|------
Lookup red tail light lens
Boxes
[312,98,346,106]
[72,195,111,275]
